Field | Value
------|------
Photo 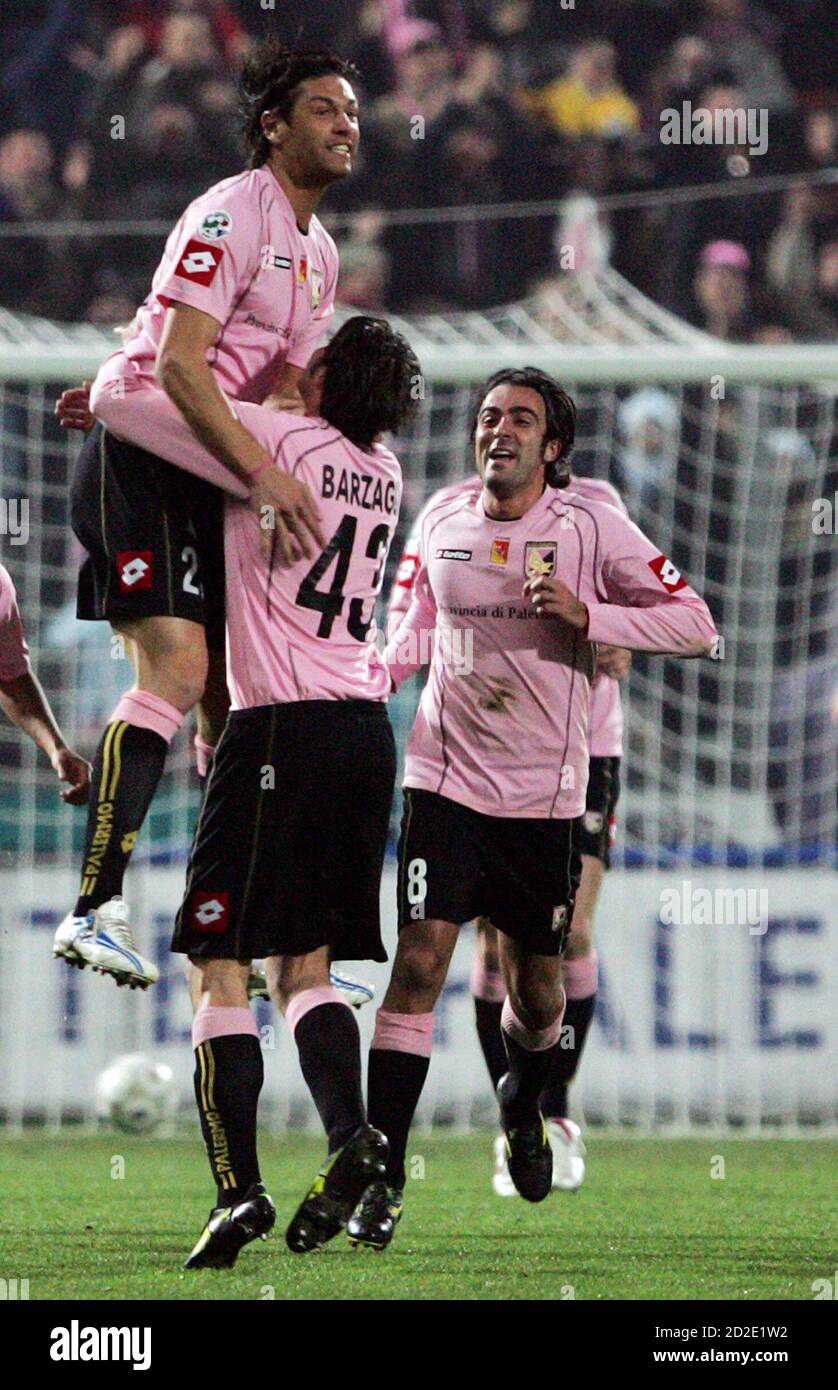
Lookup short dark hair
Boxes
[239,43,359,168]
[319,316,421,447]
[471,367,577,486]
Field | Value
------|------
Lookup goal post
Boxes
[0,279,835,1131]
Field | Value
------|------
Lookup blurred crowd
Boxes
[0,0,835,336]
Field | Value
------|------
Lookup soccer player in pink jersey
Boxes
[348,367,718,1247]
[54,45,360,989]
[0,563,90,804]
[161,317,421,1268]
[385,473,633,1195]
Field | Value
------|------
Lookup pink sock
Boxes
[372,1009,435,1058]
[469,953,506,1003]
[285,985,347,1036]
[564,950,599,1000]
[194,735,216,778]
[501,996,565,1052]
[192,1004,258,1047]
[111,690,184,744]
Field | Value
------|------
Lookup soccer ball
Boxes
[95,1053,176,1135]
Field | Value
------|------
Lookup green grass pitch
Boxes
[0,1134,832,1301]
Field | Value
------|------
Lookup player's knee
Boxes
[153,641,208,712]
[393,935,447,1001]
[509,979,564,1033]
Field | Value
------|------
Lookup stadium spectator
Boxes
[690,239,754,340]
[766,186,838,343]
[524,40,640,139]
[697,0,795,113]
[0,130,80,317]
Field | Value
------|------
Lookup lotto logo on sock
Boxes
[117,551,153,591]
[192,892,229,933]
[648,554,687,593]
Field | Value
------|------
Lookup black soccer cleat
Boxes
[285,1125,389,1254]
[497,1074,553,1203]
[347,1181,404,1251]
[184,1183,276,1269]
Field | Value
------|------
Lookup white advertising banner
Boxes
[0,865,834,1128]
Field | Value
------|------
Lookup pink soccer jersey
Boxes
[89,167,338,483]
[0,564,30,681]
[221,412,402,708]
[386,473,630,757]
[386,483,717,820]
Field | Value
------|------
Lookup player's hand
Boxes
[55,381,95,431]
[52,747,92,804]
[249,468,325,565]
[524,575,589,630]
[596,644,631,680]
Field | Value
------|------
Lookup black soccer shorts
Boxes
[173,700,396,962]
[576,755,621,868]
[71,423,226,652]
[396,788,581,956]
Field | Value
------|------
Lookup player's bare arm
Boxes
[156,303,325,562]
[0,670,90,803]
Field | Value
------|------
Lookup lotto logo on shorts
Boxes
[117,551,153,591]
[175,239,223,285]
[648,554,687,593]
[191,892,229,933]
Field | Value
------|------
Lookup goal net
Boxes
[1,269,836,1132]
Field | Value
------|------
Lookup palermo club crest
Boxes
[524,542,557,580]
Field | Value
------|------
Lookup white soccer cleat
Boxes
[246,962,376,1009]
[492,1132,518,1197]
[53,897,159,990]
[546,1118,586,1190]
[329,964,375,1009]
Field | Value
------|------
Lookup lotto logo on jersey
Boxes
[175,239,223,286]
[395,551,420,588]
[490,538,510,565]
[191,892,229,933]
[648,554,688,593]
[524,541,557,579]
[116,551,153,591]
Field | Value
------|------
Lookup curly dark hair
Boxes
[471,367,577,487]
[239,43,359,168]
[319,317,421,448]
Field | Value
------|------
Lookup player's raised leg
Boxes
[184,958,275,1269]
[268,948,387,1253]
[54,615,207,988]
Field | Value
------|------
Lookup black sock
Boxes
[540,993,596,1119]
[367,1048,430,1191]
[75,721,169,915]
[474,997,507,1091]
[501,1030,563,1127]
[294,1003,365,1153]
[194,1033,264,1208]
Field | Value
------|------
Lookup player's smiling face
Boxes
[475,385,560,500]
[274,76,360,188]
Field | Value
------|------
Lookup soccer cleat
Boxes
[184,1183,276,1269]
[246,962,375,1008]
[53,898,159,989]
[546,1117,586,1191]
[285,1125,388,1254]
[492,1132,518,1197]
[347,1182,403,1251]
[497,1074,553,1203]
